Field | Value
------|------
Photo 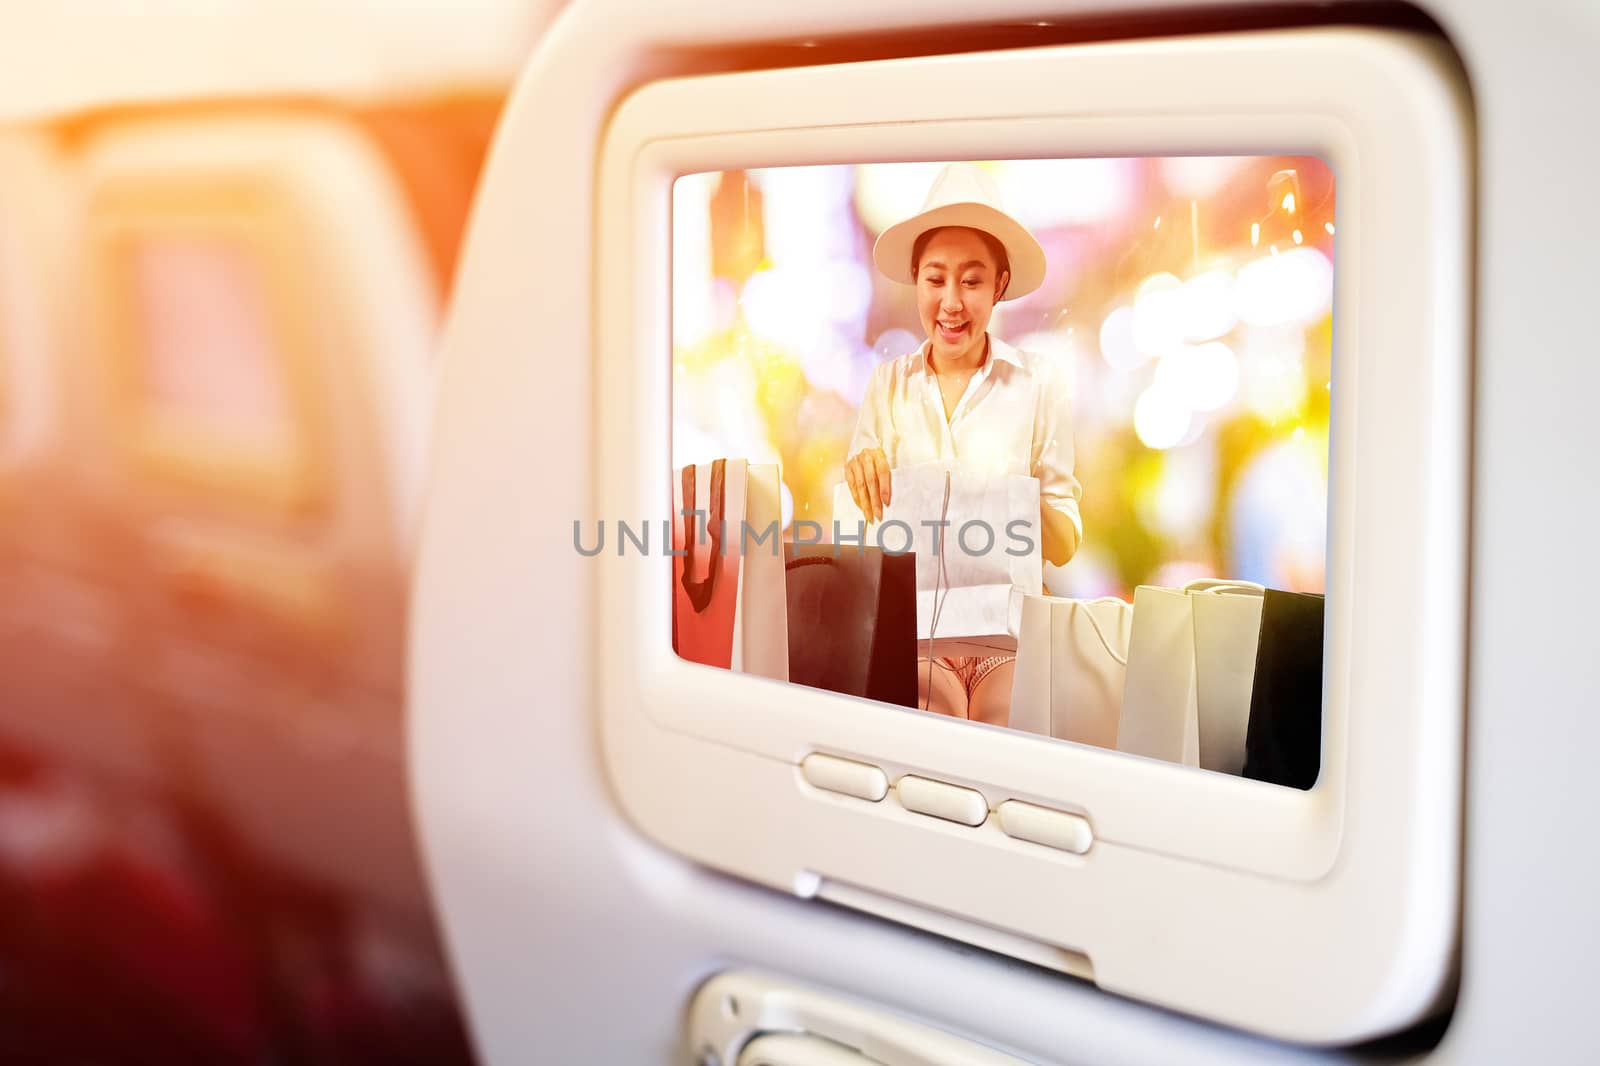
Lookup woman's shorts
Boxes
[931,655,1014,700]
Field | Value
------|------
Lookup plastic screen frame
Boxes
[594,27,1470,1044]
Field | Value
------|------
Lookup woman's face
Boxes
[914,227,1009,364]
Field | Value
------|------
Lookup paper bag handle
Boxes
[785,555,836,571]
[1183,578,1266,597]
[1079,603,1130,667]
[679,459,725,613]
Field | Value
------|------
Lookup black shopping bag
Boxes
[784,544,917,708]
[1242,590,1325,790]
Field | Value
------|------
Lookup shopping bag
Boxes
[731,462,789,680]
[784,543,917,707]
[1008,590,1133,748]
[1117,585,1201,766]
[1117,580,1264,770]
[1242,590,1325,790]
[1190,581,1266,775]
[832,462,1041,657]
[671,459,788,679]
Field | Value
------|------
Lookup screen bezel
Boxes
[595,27,1468,1042]
[621,123,1355,881]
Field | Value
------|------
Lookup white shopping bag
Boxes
[1008,590,1133,748]
[1117,580,1264,771]
[832,462,1041,657]
[732,462,790,681]
[1189,581,1265,774]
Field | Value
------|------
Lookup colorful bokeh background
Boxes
[672,156,1333,598]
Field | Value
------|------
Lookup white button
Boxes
[895,775,988,826]
[996,800,1093,854]
[801,754,888,802]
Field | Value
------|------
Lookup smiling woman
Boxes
[845,162,1082,723]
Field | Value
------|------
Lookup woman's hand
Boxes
[844,447,892,522]
[1039,503,1079,567]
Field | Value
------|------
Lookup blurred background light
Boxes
[872,327,923,361]
[826,260,874,324]
[1177,269,1238,343]
[672,173,719,349]
[855,161,946,234]
[673,418,728,470]
[1160,155,1249,199]
[1233,246,1333,328]
[741,267,823,353]
[1230,440,1328,589]
[1134,382,1192,450]
[756,164,856,265]
[995,158,1134,228]
[1154,340,1240,413]
[1097,305,1145,371]
[732,257,864,350]
[797,336,866,404]
[1131,272,1185,356]
[1013,327,1075,364]
[1149,440,1218,537]
[1151,559,1217,589]
[1241,326,1308,421]
[1046,546,1120,599]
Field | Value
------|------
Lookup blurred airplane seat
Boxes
[65,108,440,922]
[355,96,504,296]
[0,132,173,787]
[0,100,495,1061]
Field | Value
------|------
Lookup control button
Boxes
[996,800,1093,854]
[801,753,888,802]
[895,775,988,826]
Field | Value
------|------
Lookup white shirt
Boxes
[849,334,1083,538]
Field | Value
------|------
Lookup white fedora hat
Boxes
[871,162,1047,301]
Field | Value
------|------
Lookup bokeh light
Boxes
[995,158,1134,228]
[1177,270,1238,343]
[742,261,871,358]
[1155,341,1239,412]
[1241,326,1308,422]
[1234,246,1333,328]
[1149,441,1218,537]
[873,327,923,361]
[1134,384,1192,450]
[1131,272,1185,356]
[1160,155,1249,199]
[854,161,947,235]
[1097,305,1144,371]
[672,172,720,349]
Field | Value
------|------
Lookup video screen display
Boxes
[658,156,1331,788]
[130,235,295,457]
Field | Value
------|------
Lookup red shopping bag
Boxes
[672,460,743,669]
[671,459,788,678]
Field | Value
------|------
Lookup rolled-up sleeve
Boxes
[1031,357,1083,540]
[849,361,892,460]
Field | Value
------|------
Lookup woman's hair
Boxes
[911,226,1011,298]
